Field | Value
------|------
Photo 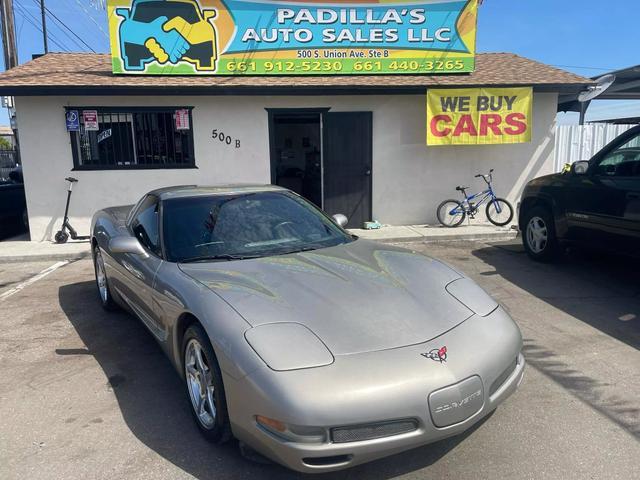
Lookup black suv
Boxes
[519,125,640,261]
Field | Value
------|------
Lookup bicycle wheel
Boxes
[486,198,514,226]
[437,200,466,228]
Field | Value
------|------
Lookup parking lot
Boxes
[1,240,638,479]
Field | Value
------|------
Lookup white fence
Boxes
[553,123,638,172]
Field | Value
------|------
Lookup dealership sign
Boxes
[107,0,478,75]
[426,87,533,146]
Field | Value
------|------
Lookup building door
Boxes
[269,111,323,208]
[323,112,372,229]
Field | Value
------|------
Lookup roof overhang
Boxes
[0,83,589,97]
[559,64,640,112]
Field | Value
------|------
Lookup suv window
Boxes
[594,133,640,177]
[131,196,161,256]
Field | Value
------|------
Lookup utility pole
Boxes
[40,0,48,53]
[0,0,18,69]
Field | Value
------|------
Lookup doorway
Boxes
[268,109,372,229]
[270,111,323,208]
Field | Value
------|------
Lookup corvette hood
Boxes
[179,240,473,355]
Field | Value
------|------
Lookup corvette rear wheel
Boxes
[183,324,231,443]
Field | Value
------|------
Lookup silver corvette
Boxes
[91,185,524,473]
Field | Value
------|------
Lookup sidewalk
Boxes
[0,238,91,263]
[350,223,519,243]
[0,223,518,262]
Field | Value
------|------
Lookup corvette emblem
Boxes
[422,346,447,363]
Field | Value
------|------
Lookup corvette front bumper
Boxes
[225,307,524,473]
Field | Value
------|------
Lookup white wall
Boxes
[15,92,558,241]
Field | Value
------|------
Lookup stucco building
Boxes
[0,52,590,241]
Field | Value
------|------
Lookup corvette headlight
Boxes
[244,322,334,371]
[446,278,499,317]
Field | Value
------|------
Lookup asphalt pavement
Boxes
[0,240,638,479]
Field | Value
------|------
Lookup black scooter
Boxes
[54,177,90,244]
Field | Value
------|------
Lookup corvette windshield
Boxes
[163,191,354,263]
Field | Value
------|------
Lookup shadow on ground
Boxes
[0,217,28,241]
[472,243,640,438]
[473,243,640,351]
[58,280,485,480]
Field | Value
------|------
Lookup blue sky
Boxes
[1,0,639,124]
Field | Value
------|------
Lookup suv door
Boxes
[565,129,640,254]
[120,195,166,340]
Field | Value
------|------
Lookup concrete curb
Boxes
[375,231,519,244]
[0,230,519,261]
[0,250,92,263]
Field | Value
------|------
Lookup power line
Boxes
[18,2,75,53]
[30,0,96,52]
[13,2,70,52]
[552,64,617,72]
[70,0,108,40]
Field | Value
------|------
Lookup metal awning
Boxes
[559,64,640,114]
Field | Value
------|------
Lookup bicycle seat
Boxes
[65,177,78,183]
[456,186,469,192]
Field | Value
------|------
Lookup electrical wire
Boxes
[14,2,68,51]
[552,64,617,72]
[13,2,70,52]
[69,0,108,40]
[30,0,96,53]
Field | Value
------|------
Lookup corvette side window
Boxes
[131,197,161,257]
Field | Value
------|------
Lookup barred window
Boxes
[68,107,195,170]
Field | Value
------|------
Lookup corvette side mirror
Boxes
[109,236,148,257]
[332,214,348,228]
[571,160,589,175]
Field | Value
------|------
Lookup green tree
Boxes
[0,137,12,149]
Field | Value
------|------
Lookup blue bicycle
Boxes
[437,169,514,227]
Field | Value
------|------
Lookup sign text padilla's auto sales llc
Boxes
[427,88,533,146]
[108,0,478,75]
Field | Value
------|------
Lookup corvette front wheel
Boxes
[183,324,231,443]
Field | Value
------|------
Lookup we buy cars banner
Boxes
[108,0,478,75]
[426,87,533,146]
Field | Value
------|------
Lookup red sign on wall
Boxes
[175,109,190,131]
[83,110,99,131]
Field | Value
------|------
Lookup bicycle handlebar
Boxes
[475,170,494,183]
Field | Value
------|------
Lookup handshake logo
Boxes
[115,0,218,72]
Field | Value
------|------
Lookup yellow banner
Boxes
[426,87,533,146]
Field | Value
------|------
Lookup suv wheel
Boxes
[522,206,559,262]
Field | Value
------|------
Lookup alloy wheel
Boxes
[95,250,108,303]
[185,339,217,429]
[526,216,548,254]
